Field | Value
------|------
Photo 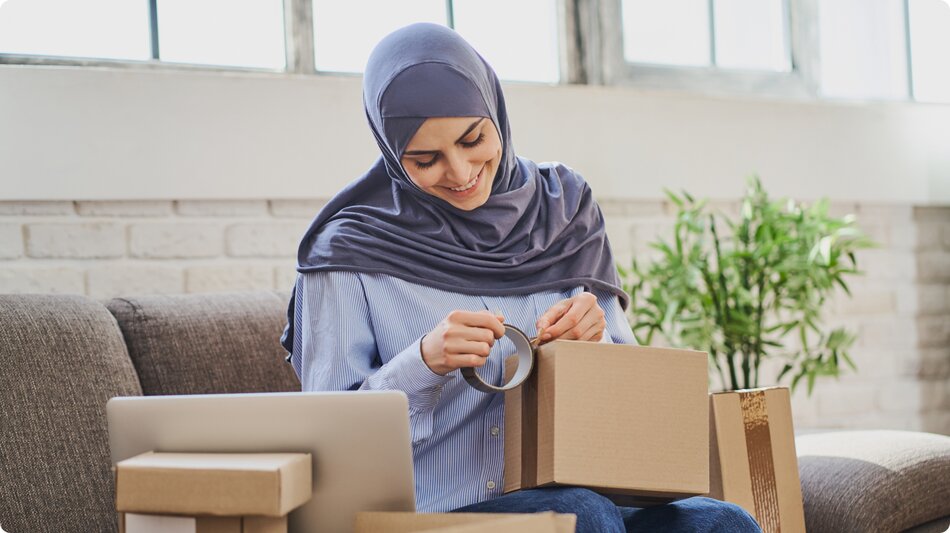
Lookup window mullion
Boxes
[708,0,717,66]
[148,0,160,60]
[558,0,586,83]
[284,0,315,74]
[446,0,455,28]
[902,0,915,100]
[787,0,820,95]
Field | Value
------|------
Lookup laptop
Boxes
[107,391,416,533]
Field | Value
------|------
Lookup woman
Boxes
[282,22,759,533]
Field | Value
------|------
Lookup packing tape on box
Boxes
[739,389,781,532]
[461,324,535,393]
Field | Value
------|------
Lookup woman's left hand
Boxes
[535,292,606,344]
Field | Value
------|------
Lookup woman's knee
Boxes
[687,497,761,532]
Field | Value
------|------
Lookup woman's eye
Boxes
[460,133,485,148]
[414,156,438,169]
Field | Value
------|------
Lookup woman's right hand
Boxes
[421,310,506,376]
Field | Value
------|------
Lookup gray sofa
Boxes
[0,292,948,533]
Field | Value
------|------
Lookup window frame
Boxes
[575,0,822,99]
[0,0,945,104]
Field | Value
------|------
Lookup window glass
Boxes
[714,0,790,71]
[0,0,150,60]
[313,0,445,73]
[819,0,908,100]
[453,0,560,82]
[157,0,286,69]
[908,0,950,103]
[621,0,711,67]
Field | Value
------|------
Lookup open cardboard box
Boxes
[503,340,710,506]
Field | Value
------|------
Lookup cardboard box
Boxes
[709,387,806,533]
[119,513,286,533]
[115,452,312,517]
[504,341,709,506]
[354,511,575,532]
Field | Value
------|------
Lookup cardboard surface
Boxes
[709,387,806,533]
[115,452,312,517]
[120,513,287,533]
[354,512,575,533]
[504,341,710,505]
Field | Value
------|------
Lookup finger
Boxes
[444,325,497,346]
[446,339,492,358]
[468,311,506,338]
[450,353,489,368]
[578,318,607,342]
[448,310,505,336]
[460,325,498,345]
[537,299,572,330]
[562,309,602,340]
[542,300,588,340]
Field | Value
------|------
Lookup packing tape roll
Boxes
[461,324,535,393]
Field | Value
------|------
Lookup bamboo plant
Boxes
[620,176,877,394]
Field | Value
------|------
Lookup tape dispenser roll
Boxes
[461,324,535,393]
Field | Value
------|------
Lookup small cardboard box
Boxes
[119,513,286,533]
[709,387,806,533]
[354,511,576,533]
[115,452,312,517]
[504,341,709,506]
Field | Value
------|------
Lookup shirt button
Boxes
[486,480,496,490]
[490,426,500,437]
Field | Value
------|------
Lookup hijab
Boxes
[281,23,627,354]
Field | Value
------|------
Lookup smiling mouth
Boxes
[447,166,484,193]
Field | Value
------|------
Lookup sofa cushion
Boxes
[0,294,142,533]
[107,292,299,395]
[796,430,950,533]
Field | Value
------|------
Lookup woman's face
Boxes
[401,116,502,211]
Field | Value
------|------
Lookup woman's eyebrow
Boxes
[403,118,485,156]
[453,117,485,143]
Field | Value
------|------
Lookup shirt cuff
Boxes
[382,336,454,409]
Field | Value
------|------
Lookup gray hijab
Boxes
[281,23,626,354]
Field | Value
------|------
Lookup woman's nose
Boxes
[443,151,472,185]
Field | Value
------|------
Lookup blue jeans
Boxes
[451,487,761,533]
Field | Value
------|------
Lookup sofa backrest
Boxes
[106,291,299,395]
[0,294,142,533]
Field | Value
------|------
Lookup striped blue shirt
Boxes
[288,271,636,512]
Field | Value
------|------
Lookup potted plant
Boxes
[620,176,876,395]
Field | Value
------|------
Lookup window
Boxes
[453,0,560,83]
[0,0,150,60]
[0,0,947,104]
[311,0,560,83]
[620,0,791,72]
[908,0,950,103]
[157,0,286,69]
[818,0,908,101]
[714,0,790,72]
[312,0,446,74]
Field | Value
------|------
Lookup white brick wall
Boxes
[185,263,275,292]
[86,264,184,298]
[129,223,224,258]
[226,223,303,258]
[26,223,125,258]
[0,223,22,259]
[0,198,947,435]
